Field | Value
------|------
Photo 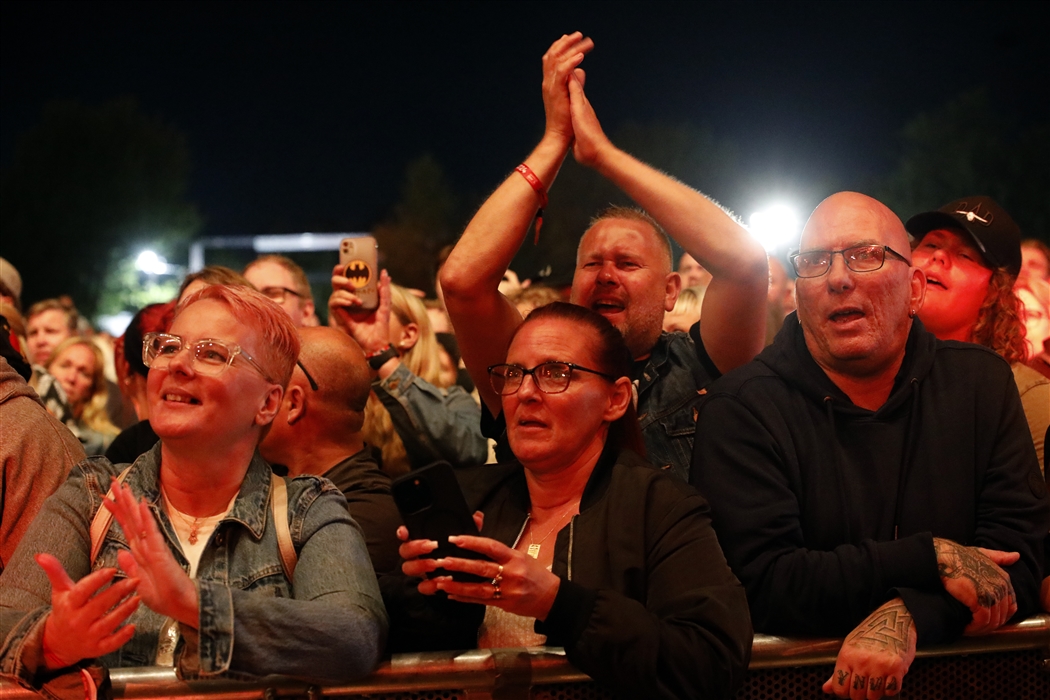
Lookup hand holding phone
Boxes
[392,462,491,583]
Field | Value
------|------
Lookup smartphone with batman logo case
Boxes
[339,235,378,310]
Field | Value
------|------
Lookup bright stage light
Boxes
[748,205,800,252]
[135,250,170,275]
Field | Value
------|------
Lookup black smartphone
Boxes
[391,461,490,583]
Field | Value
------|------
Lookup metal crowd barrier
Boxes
[3,614,1048,699]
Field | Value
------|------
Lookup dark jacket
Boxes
[389,443,752,700]
[692,314,1050,644]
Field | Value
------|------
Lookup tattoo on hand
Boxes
[836,669,849,685]
[844,601,913,658]
[886,677,898,692]
[935,539,1012,608]
[853,675,867,690]
[869,677,884,691]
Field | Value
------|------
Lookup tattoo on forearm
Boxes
[935,539,1012,608]
[836,669,849,685]
[853,675,867,690]
[844,601,913,658]
[869,677,884,691]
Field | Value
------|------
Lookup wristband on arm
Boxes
[515,163,548,244]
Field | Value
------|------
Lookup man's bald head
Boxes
[298,327,371,429]
[800,192,912,263]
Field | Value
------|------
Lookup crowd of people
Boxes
[2,31,1049,700]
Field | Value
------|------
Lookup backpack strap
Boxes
[89,466,133,565]
[271,473,297,583]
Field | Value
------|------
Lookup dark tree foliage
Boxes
[877,88,1050,243]
[0,97,201,317]
[373,153,461,293]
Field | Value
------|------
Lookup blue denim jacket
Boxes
[0,445,388,698]
[374,362,487,468]
[634,326,718,483]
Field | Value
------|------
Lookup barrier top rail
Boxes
[2,614,1048,699]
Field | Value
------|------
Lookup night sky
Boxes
[2,1,1047,242]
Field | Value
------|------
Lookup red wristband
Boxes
[515,164,548,244]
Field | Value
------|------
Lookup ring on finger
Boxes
[490,564,504,586]
[492,582,502,600]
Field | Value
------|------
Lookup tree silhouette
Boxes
[0,97,201,317]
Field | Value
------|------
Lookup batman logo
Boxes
[343,260,373,288]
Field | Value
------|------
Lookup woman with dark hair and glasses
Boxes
[0,285,386,697]
[392,302,752,700]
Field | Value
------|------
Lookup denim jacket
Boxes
[0,444,388,699]
[373,362,487,469]
[634,325,718,483]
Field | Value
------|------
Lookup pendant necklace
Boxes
[526,500,579,559]
[161,488,205,545]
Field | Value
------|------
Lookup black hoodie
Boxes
[692,313,1049,644]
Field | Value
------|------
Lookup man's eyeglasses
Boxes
[487,362,614,396]
[259,286,304,304]
[143,332,275,383]
[789,245,909,279]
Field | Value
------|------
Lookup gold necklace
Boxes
[161,488,217,545]
[526,500,579,559]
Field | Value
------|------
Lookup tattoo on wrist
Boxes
[844,601,913,658]
[935,539,1013,608]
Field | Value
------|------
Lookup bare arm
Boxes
[567,74,768,374]
[441,33,593,416]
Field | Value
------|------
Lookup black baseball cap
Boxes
[905,196,1021,276]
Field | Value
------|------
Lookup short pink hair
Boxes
[176,284,299,388]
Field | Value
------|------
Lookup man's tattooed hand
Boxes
[822,599,916,699]
[934,538,1018,635]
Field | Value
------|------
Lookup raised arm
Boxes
[440,33,593,416]
[567,74,768,373]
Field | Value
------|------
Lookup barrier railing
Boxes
[3,614,1049,699]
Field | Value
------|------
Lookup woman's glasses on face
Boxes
[487,361,614,395]
[142,332,275,383]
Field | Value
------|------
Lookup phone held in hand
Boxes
[339,235,379,310]
[391,461,491,584]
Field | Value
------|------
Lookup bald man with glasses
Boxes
[692,192,1049,699]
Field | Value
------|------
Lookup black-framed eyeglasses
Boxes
[788,245,909,278]
[143,332,275,383]
[296,360,319,391]
[487,362,615,396]
[259,286,304,304]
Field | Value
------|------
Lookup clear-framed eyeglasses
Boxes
[142,332,275,383]
[487,361,615,396]
[788,244,909,278]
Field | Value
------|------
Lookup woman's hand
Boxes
[36,554,140,669]
[103,479,199,628]
[329,266,392,355]
[541,32,593,148]
[397,514,561,621]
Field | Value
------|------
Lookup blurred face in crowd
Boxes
[1018,286,1049,358]
[911,228,992,342]
[48,342,96,411]
[571,218,678,359]
[27,308,73,365]
[678,253,712,289]
[244,260,313,327]
[795,193,924,380]
[1021,244,1050,283]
